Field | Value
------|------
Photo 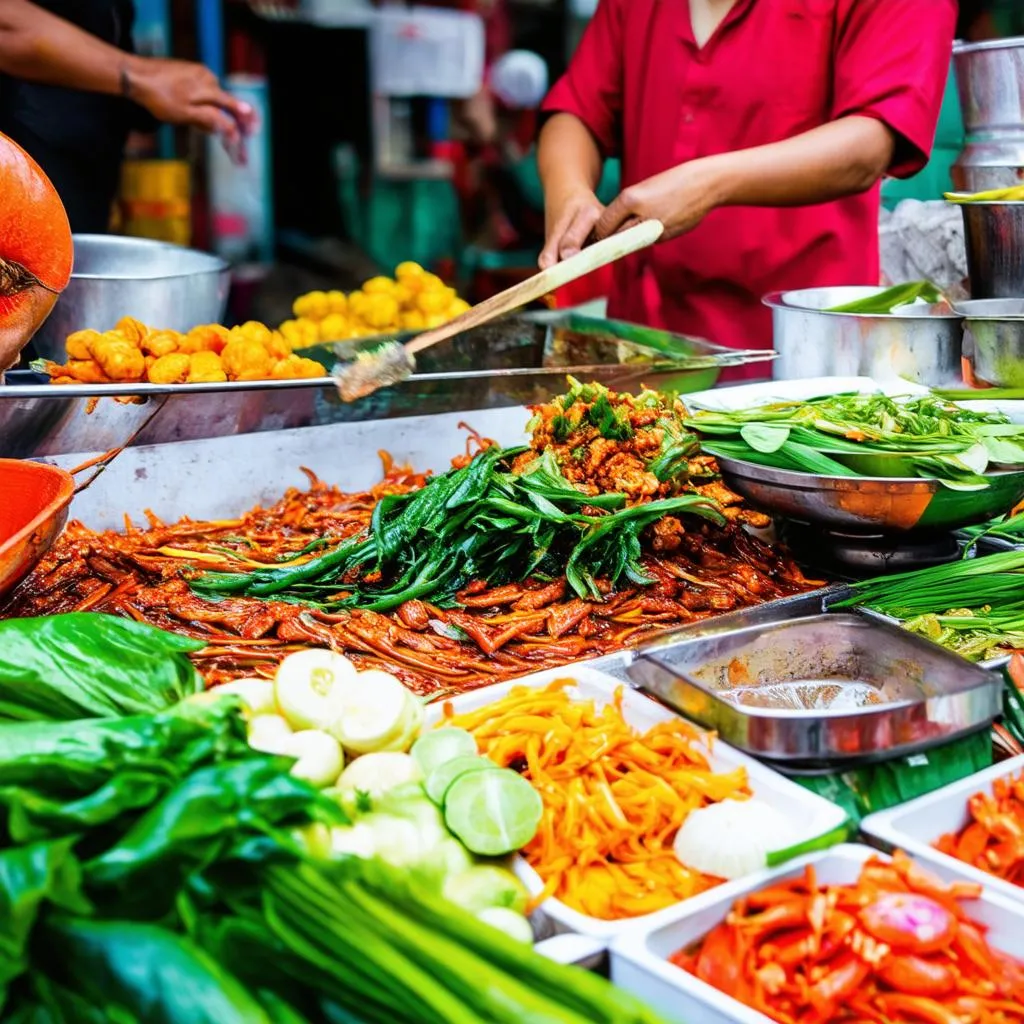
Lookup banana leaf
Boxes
[793,730,992,825]
[0,614,204,723]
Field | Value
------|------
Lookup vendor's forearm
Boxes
[698,116,896,210]
[538,113,604,200]
[0,0,140,96]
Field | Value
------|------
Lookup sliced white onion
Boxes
[213,677,277,717]
[274,648,358,731]
[281,729,346,789]
[337,751,422,798]
[248,713,294,755]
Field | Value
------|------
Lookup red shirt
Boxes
[543,0,957,364]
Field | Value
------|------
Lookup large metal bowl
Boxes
[31,235,230,363]
[763,287,963,387]
[951,200,1024,299]
[713,454,1024,533]
[0,459,75,600]
[955,298,1024,387]
[954,37,1024,134]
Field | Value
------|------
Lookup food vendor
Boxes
[537,0,957,368]
[0,0,253,233]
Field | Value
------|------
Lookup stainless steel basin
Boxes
[763,287,963,387]
[955,297,1024,387]
[32,234,230,362]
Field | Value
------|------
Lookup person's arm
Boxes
[595,0,957,242]
[536,0,624,268]
[0,0,253,151]
[537,113,605,266]
[594,115,893,240]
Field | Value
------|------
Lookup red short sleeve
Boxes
[831,0,957,179]
[540,0,623,155]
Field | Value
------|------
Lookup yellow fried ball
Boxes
[400,310,426,330]
[319,313,350,342]
[293,291,330,321]
[147,352,191,384]
[447,298,471,318]
[279,318,321,349]
[395,261,424,281]
[362,294,400,331]
[187,351,228,383]
[362,275,394,295]
[326,290,348,315]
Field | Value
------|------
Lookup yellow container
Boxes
[119,160,191,246]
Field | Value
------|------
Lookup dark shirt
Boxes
[0,0,153,233]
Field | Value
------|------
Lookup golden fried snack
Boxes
[187,351,227,383]
[181,324,230,355]
[221,338,272,381]
[148,352,191,384]
[270,355,325,380]
[113,316,149,345]
[65,329,102,360]
[141,329,181,358]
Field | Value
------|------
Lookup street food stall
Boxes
[4,41,1024,1024]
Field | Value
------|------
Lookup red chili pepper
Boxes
[807,955,871,1019]
[875,993,962,1024]
[876,954,957,997]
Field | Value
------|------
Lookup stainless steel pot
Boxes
[952,129,1024,192]
[954,201,1024,299]
[954,297,1024,387]
[32,235,230,362]
[763,287,963,387]
[954,37,1024,133]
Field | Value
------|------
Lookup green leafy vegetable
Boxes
[192,445,724,608]
[0,614,203,723]
[688,392,1024,488]
[824,281,943,314]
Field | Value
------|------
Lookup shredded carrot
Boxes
[935,770,1024,888]
[443,678,750,920]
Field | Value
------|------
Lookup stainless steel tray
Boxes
[627,611,1002,766]
[714,454,1024,533]
[0,313,771,459]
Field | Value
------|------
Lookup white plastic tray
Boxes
[610,843,1024,1024]
[862,754,1024,907]
[424,664,848,938]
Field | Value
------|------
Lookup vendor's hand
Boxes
[127,57,256,164]
[593,162,718,242]
[538,188,605,269]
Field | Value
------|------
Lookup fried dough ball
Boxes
[180,324,230,354]
[113,316,149,345]
[148,352,191,384]
[89,337,145,381]
[187,351,228,383]
[65,329,102,360]
[221,338,272,380]
[270,355,325,379]
[141,329,181,358]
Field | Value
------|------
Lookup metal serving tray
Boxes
[0,312,772,459]
[627,611,1002,766]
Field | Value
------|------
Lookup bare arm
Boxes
[595,115,895,239]
[0,0,254,151]
[537,112,607,267]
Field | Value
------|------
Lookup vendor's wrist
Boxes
[120,55,153,108]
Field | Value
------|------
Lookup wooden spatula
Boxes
[335,219,665,401]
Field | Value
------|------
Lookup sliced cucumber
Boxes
[424,755,501,805]
[411,727,477,776]
[333,669,412,753]
[337,751,423,799]
[443,769,543,857]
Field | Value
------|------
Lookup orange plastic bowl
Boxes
[0,459,75,600]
